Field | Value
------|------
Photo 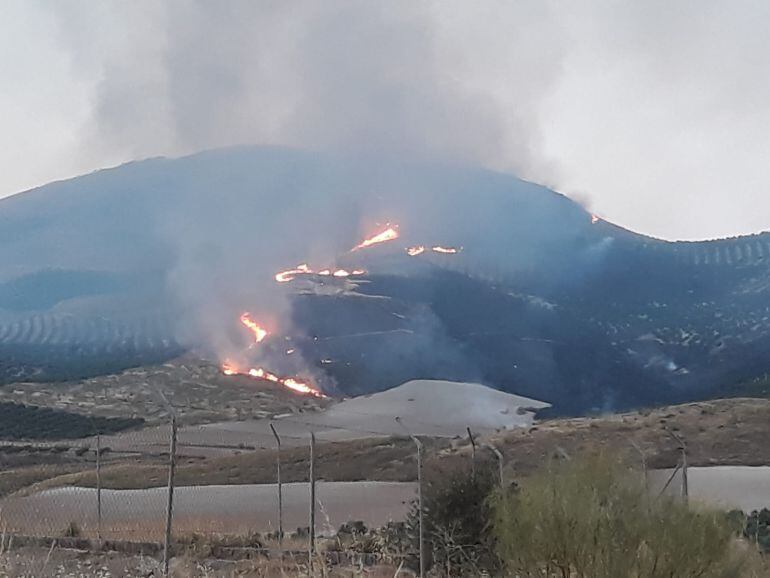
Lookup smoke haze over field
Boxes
[2,1,770,240]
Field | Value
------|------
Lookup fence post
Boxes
[269,423,283,567]
[628,438,649,494]
[483,443,505,488]
[395,417,425,578]
[667,429,689,505]
[309,431,316,575]
[681,442,689,504]
[163,414,178,577]
[416,436,424,578]
[96,433,102,544]
[467,427,476,479]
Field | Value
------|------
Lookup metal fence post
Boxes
[395,417,425,578]
[269,423,283,567]
[416,436,424,578]
[467,427,476,479]
[483,442,505,488]
[163,414,178,577]
[309,431,316,574]
[96,433,102,544]
[628,438,649,494]
[667,429,689,504]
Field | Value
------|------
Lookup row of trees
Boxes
[0,401,143,440]
[405,454,767,577]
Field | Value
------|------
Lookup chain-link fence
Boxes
[0,404,449,574]
[4,398,757,577]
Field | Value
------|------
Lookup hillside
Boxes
[1,147,770,412]
[7,396,769,496]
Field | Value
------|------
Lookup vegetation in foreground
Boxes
[311,453,768,577]
[402,453,768,577]
[492,454,763,578]
[1,453,767,577]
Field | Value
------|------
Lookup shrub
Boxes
[62,520,81,538]
[491,453,750,578]
[406,458,499,575]
[744,508,770,552]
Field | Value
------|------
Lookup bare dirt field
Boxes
[4,467,767,548]
[85,378,549,459]
[4,397,770,501]
[0,481,416,541]
[652,465,770,512]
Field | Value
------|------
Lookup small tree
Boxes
[492,453,750,578]
[406,458,499,576]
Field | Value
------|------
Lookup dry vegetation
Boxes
[492,454,770,578]
[0,357,328,427]
[488,396,770,474]
[3,397,769,498]
[0,542,406,577]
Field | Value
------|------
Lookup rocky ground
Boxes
[0,357,329,427]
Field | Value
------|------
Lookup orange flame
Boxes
[351,225,400,251]
[223,312,326,398]
[283,377,320,396]
[431,246,460,254]
[406,245,426,256]
[274,264,366,282]
[240,312,268,343]
[275,263,311,283]
[222,361,239,376]
[221,362,326,397]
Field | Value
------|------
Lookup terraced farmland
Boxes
[0,312,182,383]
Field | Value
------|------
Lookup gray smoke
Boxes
[19,1,766,241]
[45,1,563,183]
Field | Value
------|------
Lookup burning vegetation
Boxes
[407,245,461,256]
[430,245,461,254]
[350,224,400,251]
[223,222,462,397]
[221,312,326,398]
[239,312,267,343]
[274,264,367,283]
[222,359,325,397]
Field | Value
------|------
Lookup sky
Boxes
[1,1,769,241]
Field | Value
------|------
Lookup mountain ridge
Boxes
[2,146,770,413]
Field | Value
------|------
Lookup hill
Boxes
[2,147,770,412]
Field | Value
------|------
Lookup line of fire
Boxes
[220,223,465,398]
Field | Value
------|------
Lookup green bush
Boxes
[491,453,751,578]
[406,459,499,575]
[744,508,770,552]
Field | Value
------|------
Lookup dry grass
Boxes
[485,397,770,476]
[0,463,88,498]
[0,539,407,577]
[0,534,763,577]
[11,397,769,499]
[21,436,447,495]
